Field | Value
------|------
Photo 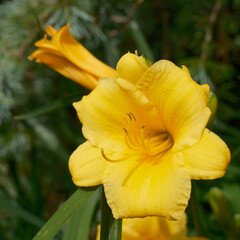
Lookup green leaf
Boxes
[62,187,100,240]
[207,91,218,128]
[128,20,155,63]
[100,186,122,240]
[0,199,44,228]
[14,92,83,121]
[32,187,98,240]
[209,187,237,240]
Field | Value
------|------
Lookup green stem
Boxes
[0,199,44,228]
[190,182,205,236]
[100,186,122,240]
[14,91,83,121]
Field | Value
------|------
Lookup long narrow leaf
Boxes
[62,187,100,240]
[14,92,84,121]
[128,20,155,63]
[0,199,44,228]
[32,187,98,240]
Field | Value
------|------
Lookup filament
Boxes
[122,112,173,157]
[101,149,130,163]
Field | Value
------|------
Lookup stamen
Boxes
[129,112,136,121]
[149,134,168,145]
[147,133,151,141]
[127,112,133,121]
[140,125,149,152]
[148,135,173,156]
[123,112,173,158]
[124,113,141,148]
[123,126,139,150]
[145,133,151,149]
[101,149,129,163]
[125,134,139,150]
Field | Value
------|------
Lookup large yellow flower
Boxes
[29,25,116,90]
[96,214,208,240]
[69,53,230,220]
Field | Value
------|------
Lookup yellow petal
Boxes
[122,217,171,240]
[31,26,60,53]
[116,53,149,85]
[96,214,207,240]
[29,49,98,90]
[103,151,191,220]
[45,25,57,36]
[137,60,211,151]
[167,212,186,238]
[183,129,231,179]
[34,38,60,54]
[57,25,116,79]
[69,141,107,186]
[29,25,116,89]
[73,77,163,153]
[121,214,187,240]
[96,217,172,240]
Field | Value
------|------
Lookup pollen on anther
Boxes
[129,112,136,121]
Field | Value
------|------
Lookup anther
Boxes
[129,112,136,121]
[127,113,132,121]
[147,133,151,140]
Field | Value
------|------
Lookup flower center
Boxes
[101,113,174,186]
[101,112,173,167]
[123,112,173,157]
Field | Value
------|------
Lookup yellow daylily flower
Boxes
[29,25,116,90]
[96,214,208,240]
[69,53,230,220]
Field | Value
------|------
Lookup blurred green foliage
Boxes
[0,0,240,239]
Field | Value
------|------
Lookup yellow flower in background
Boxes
[69,53,230,220]
[29,25,116,90]
[96,214,208,240]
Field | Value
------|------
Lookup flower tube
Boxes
[29,25,116,90]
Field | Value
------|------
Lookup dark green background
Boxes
[0,0,240,239]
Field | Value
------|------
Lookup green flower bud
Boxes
[207,91,218,128]
[234,214,240,237]
[209,187,236,239]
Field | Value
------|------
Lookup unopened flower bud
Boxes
[207,91,218,128]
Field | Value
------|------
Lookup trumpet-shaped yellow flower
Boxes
[69,53,230,220]
[96,214,208,240]
[29,25,116,90]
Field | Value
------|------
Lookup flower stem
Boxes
[190,181,205,236]
[100,186,122,240]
